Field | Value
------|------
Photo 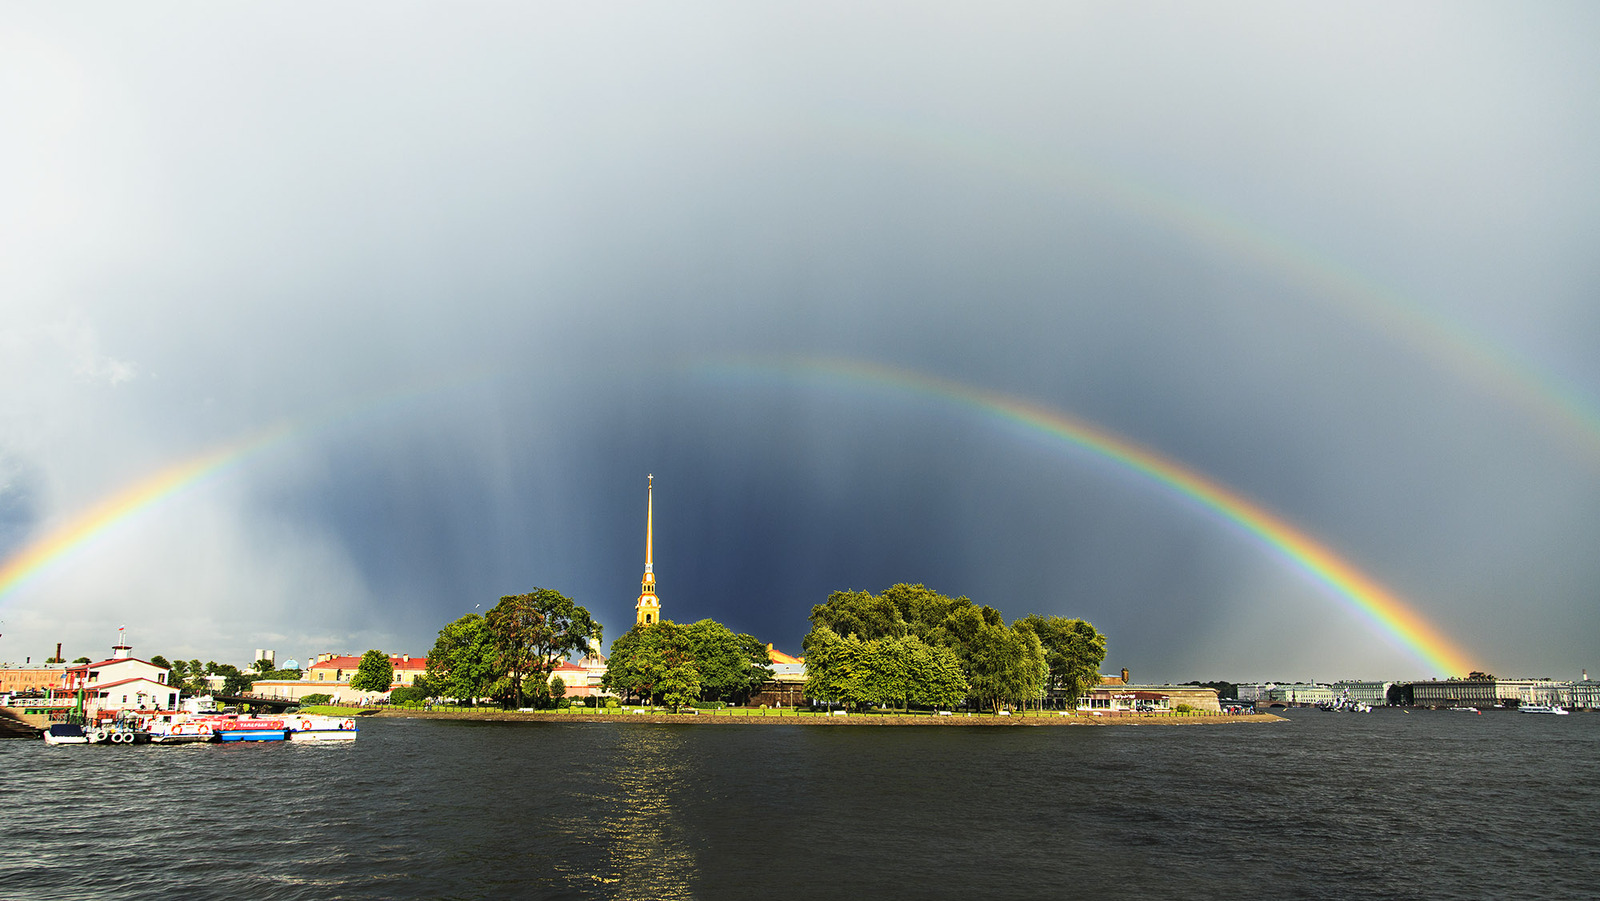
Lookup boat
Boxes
[42,723,88,745]
[1519,704,1570,715]
[146,716,218,744]
[210,714,288,742]
[286,714,359,742]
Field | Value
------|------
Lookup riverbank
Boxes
[374,707,1285,726]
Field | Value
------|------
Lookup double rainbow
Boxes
[702,357,1476,676]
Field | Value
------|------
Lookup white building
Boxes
[60,644,180,712]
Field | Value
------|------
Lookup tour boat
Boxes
[210,714,288,741]
[1518,704,1570,715]
[147,717,219,744]
[286,715,359,741]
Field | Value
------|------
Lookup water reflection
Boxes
[579,728,698,900]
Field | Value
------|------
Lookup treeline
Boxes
[424,588,601,708]
[147,655,302,696]
[601,619,774,709]
[802,584,1106,713]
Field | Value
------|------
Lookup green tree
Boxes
[852,636,910,710]
[967,623,1047,713]
[186,659,206,695]
[801,625,866,709]
[486,588,601,709]
[683,619,773,704]
[72,656,91,665]
[652,624,702,712]
[809,589,909,641]
[601,626,652,702]
[426,614,497,704]
[550,675,566,702]
[904,637,969,710]
[1016,615,1107,709]
[602,621,701,708]
[349,650,395,693]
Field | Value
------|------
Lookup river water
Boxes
[2,709,1595,900]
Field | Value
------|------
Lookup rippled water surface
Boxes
[2,709,1596,900]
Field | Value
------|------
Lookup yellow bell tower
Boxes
[635,474,660,627]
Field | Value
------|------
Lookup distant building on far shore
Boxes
[1077,670,1222,713]
[248,652,427,704]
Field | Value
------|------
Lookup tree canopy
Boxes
[425,614,498,704]
[485,588,601,708]
[349,650,395,692]
[803,627,968,712]
[1016,614,1107,708]
[602,621,701,709]
[682,619,773,704]
[803,583,1100,712]
[604,618,771,707]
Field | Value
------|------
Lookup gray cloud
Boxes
[2,4,1597,682]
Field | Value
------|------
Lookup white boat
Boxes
[286,714,359,741]
[42,723,88,745]
[1519,704,1570,715]
[147,717,218,744]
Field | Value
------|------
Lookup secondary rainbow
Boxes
[703,357,1475,676]
[792,114,1600,465]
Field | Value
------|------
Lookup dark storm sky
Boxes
[3,4,1598,681]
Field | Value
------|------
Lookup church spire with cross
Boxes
[635,474,660,627]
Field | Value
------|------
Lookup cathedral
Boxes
[635,474,660,626]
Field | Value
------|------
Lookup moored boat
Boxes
[147,717,218,744]
[211,714,288,742]
[286,714,359,741]
[43,723,88,745]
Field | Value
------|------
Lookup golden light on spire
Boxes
[635,474,659,626]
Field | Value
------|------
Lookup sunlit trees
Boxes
[1016,614,1107,709]
[349,650,395,693]
[683,619,773,705]
[485,588,602,709]
[803,627,969,712]
[966,623,1047,713]
[802,583,1097,713]
[426,614,497,704]
[602,621,702,709]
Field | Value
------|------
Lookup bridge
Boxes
[208,693,304,713]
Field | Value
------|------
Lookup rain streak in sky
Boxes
[2,4,1598,682]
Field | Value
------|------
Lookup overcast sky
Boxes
[3,3,1597,682]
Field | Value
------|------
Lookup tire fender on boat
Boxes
[90,729,107,743]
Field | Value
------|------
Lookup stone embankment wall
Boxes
[376,709,1284,727]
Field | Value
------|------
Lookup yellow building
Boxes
[635,474,661,626]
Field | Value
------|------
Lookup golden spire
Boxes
[635,474,660,626]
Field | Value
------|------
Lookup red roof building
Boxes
[304,653,428,688]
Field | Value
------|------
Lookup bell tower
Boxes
[635,474,660,627]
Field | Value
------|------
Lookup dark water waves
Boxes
[2,709,1596,900]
